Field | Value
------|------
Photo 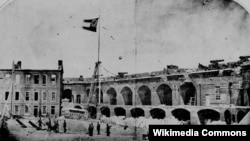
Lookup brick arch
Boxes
[198,109,220,125]
[100,106,110,117]
[137,85,151,105]
[171,108,190,121]
[114,107,126,116]
[121,86,133,105]
[106,87,117,105]
[130,108,145,118]
[150,108,166,119]
[180,82,197,105]
[156,84,172,105]
[63,89,72,102]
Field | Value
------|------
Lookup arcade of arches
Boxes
[64,82,198,106]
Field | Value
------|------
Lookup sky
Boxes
[0,0,250,78]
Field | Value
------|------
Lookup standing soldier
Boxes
[96,122,100,135]
[47,118,51,131]
[88,123,93,136]
[106,123,111,136]
[38,118,42,130]
[63,119,67,133]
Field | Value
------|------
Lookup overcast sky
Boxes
[0,0,250,77]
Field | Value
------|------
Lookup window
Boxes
[43,92,47,101]
[42,75,46,85]
[51,92,56,102]
[25,74,31,84]
[25,106,29,114]
[14,105,19,115]
[15,92,19,101]
[51,106,55,115]
[215,86,220,101]
[42,106,46,114]
[5,92,9,100]
[34,92,39,101]
[76,95,81,104]
[15,75,20,84]
[34,75,39,84]
[34,106,38,117]
[51,75,56,85]
[25,92,29,101]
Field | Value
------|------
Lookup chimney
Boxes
[17,61,21,69]
[58,60,63,70]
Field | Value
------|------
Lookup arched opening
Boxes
[224,110,231,125]
[150,108,166,119]
[74,105,82,109]
[114,107,126,116]
[180,82,196,105]
[107,88,117,105]
[88,106,97,119]
[172,108,190,121]
[130,108,145,118]
[76,95,81,104]
[156,84,172,105]
[121,87,133,105]
[138,85,151,105]
[63,89,72,102]
[100,106,110,117]
[237,111,246,123]
[95,88,103,104]
[198,109,220,125]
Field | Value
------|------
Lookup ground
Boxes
[5,118,146,141]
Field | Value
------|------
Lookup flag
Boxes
[82,18,99,32]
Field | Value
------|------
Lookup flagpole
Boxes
[98,15,101,105]
[98,15,100,63]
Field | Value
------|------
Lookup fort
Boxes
[62,56,250,124]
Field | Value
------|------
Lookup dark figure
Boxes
[54,120,59,133]
[91,123,94,136]
[63,120,67,133]
[47,118,51,131]
[96,122,100,135]
[38,118,42,130]
[106,123,111,136]
[88,123,94,136]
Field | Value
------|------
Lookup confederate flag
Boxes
[82,18,99,32]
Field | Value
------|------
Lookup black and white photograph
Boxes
[0,0,250,140]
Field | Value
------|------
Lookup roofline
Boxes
[0,69,61,72]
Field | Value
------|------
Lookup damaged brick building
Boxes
[63,56,250,124]
[0,61,64,117]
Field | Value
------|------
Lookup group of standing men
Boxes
[88,122,111,136]
[38,118,67,133]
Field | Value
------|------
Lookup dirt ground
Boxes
[6,118,147,141]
